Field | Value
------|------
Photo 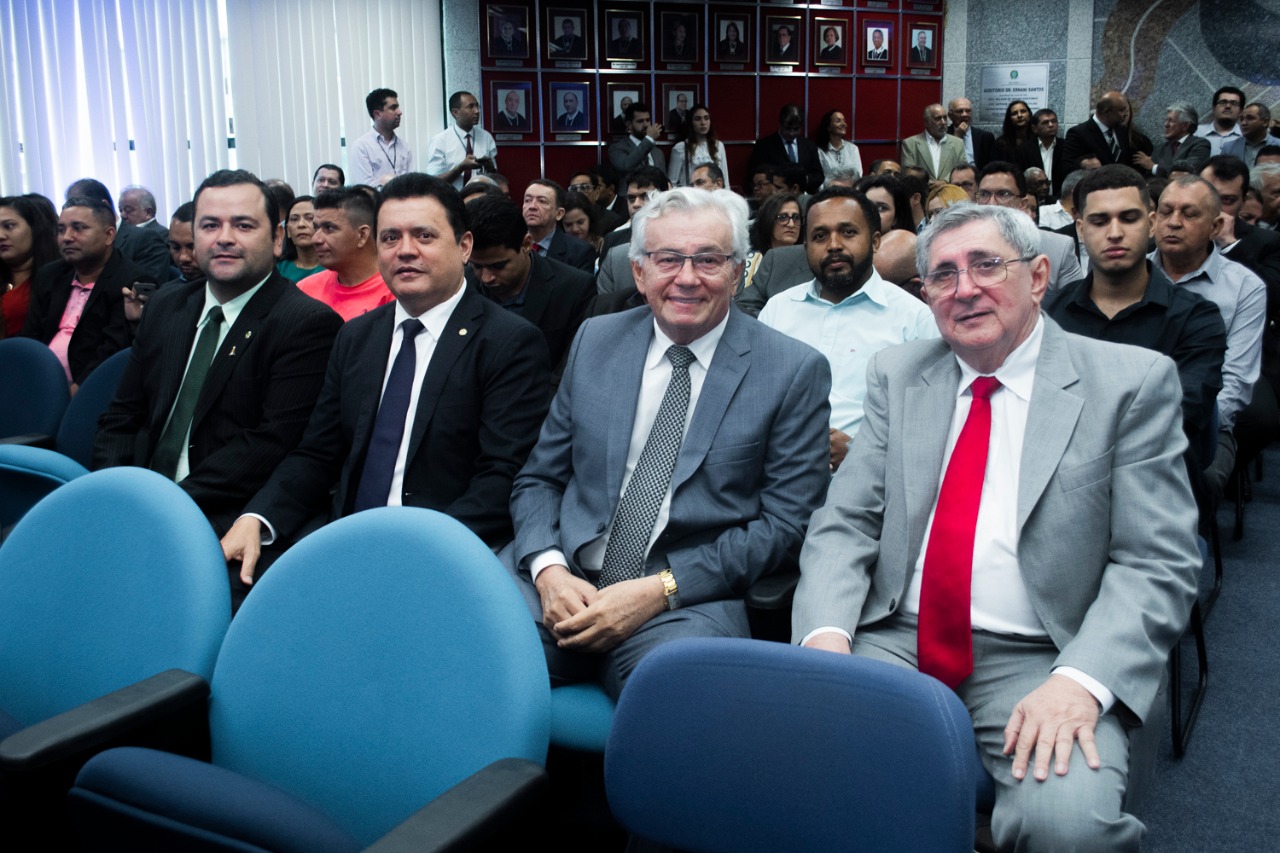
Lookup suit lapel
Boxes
[1017,321,1082,530]
[605,313,650,502]
[520,256,552,327]
[405,287,482,463]
[669,310,750,493]
[191,276,286,430]
[155,286,206,426]
[903,350,959,570]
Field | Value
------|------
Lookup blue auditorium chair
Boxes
[68,508,550,852]
[0,467,230,829]
[54,347,131,467]
[0,337,69,442]
[606,637,989,853]
[0,444,89,533]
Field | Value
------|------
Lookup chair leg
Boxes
[1170,600,1208,758]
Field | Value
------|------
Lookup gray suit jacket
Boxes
[511,306,832,606]
[608,136,667,177]
[900,132,966,181]
[1039,229,1083,291]
[736,244,812,317]
[791,319,1200,724]
[1152,135,1211,176]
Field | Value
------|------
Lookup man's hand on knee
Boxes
[221,516,263,587]
[1003,674,1102,782]
[553,575,667,653]
[533,564,598,637]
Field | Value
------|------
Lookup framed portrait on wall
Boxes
[607,82,646,135]
[548,81,591,134]
[863,22,892,67]
[765,15,802,66]
[490,81,532,134]
[661,83,701,137]
[814,19,846,67]
[604,10,645,63]
[546,7,589,62]
[713,14,749,64]
[486,5,529,60]
[659,12,697,64]
[906,22,939,70]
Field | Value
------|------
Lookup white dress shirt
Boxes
[925,132,945,177]
[424,124,497,190]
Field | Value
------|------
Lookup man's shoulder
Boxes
[146,277,204,314]
[537,254,594,290]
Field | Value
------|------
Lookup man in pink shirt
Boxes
[298,187,394,321]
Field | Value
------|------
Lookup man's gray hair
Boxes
[916,203,1041,277]
[824,164,862,186]
[628,187,750,264]
[121,185,157,213]
[1166,175,1222,216]
[1252,163,1280,192]
[1024,167,1047,181]
[1167,103,1200,128]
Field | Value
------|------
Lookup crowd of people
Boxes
[2,80,1279,851]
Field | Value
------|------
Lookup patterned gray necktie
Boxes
[597,345,696,588]
[1106,129,1120,161]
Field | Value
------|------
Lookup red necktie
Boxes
[918,376,1001,689]
[463,133,474,184]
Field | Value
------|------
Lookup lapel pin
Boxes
[245,331,252,339]
[229,346,237,356]
[459,328,468,336]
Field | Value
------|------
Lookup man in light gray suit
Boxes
[977,162,1081,288]
[901,104,967,182]
[1133,103,1212,177]
[792,203,1199,851]
[509,188,831,698]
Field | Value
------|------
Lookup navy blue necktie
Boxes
[353,318,424,512]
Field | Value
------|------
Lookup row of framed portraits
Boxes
[490,79,703,137]
[486,5,941,71]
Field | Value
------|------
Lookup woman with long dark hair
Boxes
[814,109,863,184]
[995,100,1033,161]
[0,194,59,337]
[856,175,915,234]
[668,104,730,188]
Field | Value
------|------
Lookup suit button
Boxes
[889,598,897,611]
[596,522,606,533]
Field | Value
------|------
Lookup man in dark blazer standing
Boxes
[221,174,551,591]
[1064,90,1133,171]
[94,170,343,548]
[1017,109,1065,199]
[21,197,138,389]
[747,104,824,194]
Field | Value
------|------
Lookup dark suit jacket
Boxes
[92,272,343,535]
[948,124,996,170]
[608,37,641,58]
[910,46,932,64]
[555,112,586,131]
[549,34,582,58]
[114,221,172,285]
[468,253,595,373]
[546,229,597,273]
[1016,136,1065,198]
[21,250,139,384]
[667,110,688,135]
[498,112,527,129]
[1151,135,1212,176]
[1063,118,1131,170]
[1225,220,1280,383]
[492,33,528,57]
[716,39,746,60]
[747,133,824,194]
[139,219,169,243]
[244,285,552,548]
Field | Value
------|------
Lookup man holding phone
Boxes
[425,90,499,191]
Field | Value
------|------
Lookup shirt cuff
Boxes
[240,513,277,546]
[528,549,569,583]
[1052,666,1116,714]
[800,626,853,648]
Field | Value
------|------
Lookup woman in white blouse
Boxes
[815,110,863,186]
[668,104,731,188]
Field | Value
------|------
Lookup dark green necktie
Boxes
[152,305,224,480]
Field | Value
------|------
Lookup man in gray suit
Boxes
[607,102,667,177]
[977,161,1081,288]
[901,104,966,182]
[509,187,831,698]
[792,203,1199,851]
[1134,103,1211,177]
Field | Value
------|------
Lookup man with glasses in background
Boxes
[506,187,831,698]
[1198,86,1245,156]
[976,161,1081,289]
[793,202,1200,852]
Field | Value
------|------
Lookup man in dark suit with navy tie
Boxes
[221,173,551,592]
[94,170,343,549]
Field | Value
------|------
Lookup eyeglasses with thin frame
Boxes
[775,212,802,224]
[1215,98,1242,108]
[976,188,1020,204]
[644,250,735,275]
[569,182,594,193]
[921,256,1035,299]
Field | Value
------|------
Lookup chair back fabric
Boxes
[0,445,89,531]
[56,348,131,467]
[0,467,230,725]
[606,637,984,853]
[0,337,69,439]
[207,507,550,845]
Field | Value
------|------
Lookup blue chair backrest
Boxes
[207,507,550,846]
[606,637,984,853]
[0,467,230,725]
[0,445,89,530]
[57,348,132,467]
[0,337,69,439]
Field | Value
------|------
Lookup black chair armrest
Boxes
[0,433,55,449]
[364,758,549,853]
[0,669,209,772]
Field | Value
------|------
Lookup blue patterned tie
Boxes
[598,345,696,588]
[353,318,424,512]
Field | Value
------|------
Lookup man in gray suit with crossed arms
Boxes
[509,187,831,698]
[792,203,1199,850]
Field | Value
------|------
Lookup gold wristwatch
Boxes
[658,569,679,610]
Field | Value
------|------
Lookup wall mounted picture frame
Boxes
[546,7,589,62]
[604,10,645,63]
[765,15,803,66]
[713,14,749,64]
[548,80,591,134]
[814,19,846,67]
[490,80,532,134]
[863,22,892,67]
[659,11,698,64]
[906,22,939,71]
[486,5,530,60]
[661,83,701,137]
[607,82,646,135]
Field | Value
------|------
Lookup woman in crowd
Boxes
[814,109,863,185]
[925,183,970,222]
[0,194,59,338]
[995,100,1033,161]
[275,196,322,283]
[857,174,914,234]
[562,191,604,259]
[668,104,730,188]
[742,192,803,294]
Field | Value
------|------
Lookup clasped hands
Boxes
[533,564,666,653]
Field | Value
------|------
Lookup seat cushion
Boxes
[550,683,616,752]
[70,747,359,853]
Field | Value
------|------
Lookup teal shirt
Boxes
[276,259,323,284]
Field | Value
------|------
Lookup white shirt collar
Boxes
[646,310,730,372]
[393,277,467,340]
[201,274,270,328]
